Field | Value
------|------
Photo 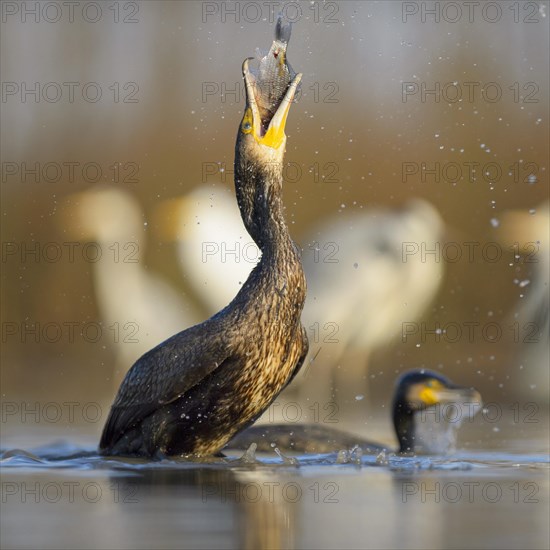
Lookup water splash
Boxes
[236,443,258,464]
[413,400,483,455]
[274,447,300,466]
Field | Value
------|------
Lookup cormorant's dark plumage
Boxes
[99,29,306,458]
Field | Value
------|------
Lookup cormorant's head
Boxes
[392,369,482,454]
[236,58,302,164]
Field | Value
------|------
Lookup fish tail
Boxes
[286,59,297,80]
[275,12,292,44]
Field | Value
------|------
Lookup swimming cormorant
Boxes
[99,43,307,457]
[227,370,481,454]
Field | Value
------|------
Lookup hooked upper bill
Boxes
[417,380,482,411]
[241,58,302,150]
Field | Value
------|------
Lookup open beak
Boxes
[242,57,302,150]
[420,384,482,410]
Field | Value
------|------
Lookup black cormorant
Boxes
[99,29,307,458]
[227,370,482,454]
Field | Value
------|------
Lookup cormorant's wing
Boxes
[100,322,230,449]
[283,324,309,389]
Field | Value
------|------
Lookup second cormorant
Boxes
[228,370,482,454]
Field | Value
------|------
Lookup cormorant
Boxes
[99,32,307,457]
[227,370,482,454]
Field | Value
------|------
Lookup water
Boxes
[1,433,548,549]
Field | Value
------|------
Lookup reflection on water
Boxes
[1,434,549,550]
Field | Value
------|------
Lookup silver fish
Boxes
[254,14,296,124]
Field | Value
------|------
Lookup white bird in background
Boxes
[153,185,258,313]
[62,186,199,389]
[497,201,549,399]
[295,199,444,411]
[155,187,445,411]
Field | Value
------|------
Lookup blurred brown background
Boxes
[1,1,548,438]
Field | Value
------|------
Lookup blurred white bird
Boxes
[153,185,258,312]
[497,202,549,399]
[62,186,199,388]
[296,199,445,409]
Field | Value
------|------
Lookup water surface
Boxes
[1,429,548,550]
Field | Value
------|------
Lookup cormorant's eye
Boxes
[427,380,435,388]
[241,108,253,134]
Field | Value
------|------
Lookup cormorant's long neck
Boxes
[393,401,415,453]
[234,152,294,259]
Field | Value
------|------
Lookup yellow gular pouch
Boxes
[259,123,286,149]
[419,380,445,406]
[240,106,285,149]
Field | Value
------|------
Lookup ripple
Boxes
[0,441,548,474]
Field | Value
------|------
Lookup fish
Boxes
[253,13,297,126]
